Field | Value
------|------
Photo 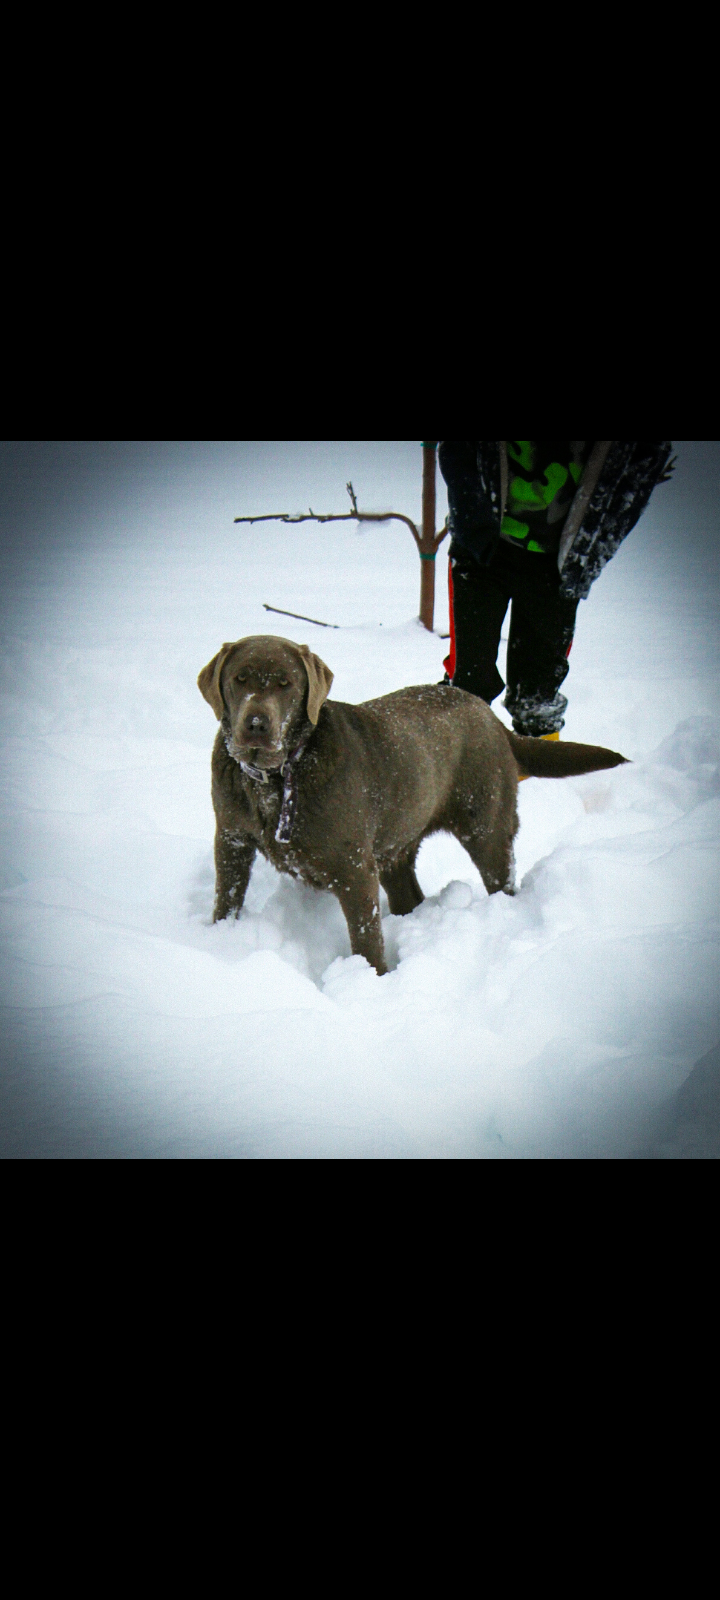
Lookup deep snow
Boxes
[1,440,718,1158]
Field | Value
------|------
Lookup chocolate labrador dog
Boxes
[198,635,627,974]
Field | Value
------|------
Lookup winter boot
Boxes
[517,729,559,781]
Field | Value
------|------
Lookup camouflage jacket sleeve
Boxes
[558,440,675,600]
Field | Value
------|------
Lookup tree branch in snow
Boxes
[263,603,339,629]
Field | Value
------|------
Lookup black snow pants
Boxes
[445,539,579,736]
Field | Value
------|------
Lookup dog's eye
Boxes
[279,679,289,688]
[235,674,247,684]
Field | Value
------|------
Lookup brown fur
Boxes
[198,635,628,975]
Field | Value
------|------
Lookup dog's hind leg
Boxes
[455,812,518,898]
[380,854,424,916]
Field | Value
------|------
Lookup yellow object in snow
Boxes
[517,729,559,781]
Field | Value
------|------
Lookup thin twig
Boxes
[263,603,339,629]
[235,496,449,554]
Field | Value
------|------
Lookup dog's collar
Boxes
[275,733,310,843]
[239,760,271,783]
[232,731,310,843]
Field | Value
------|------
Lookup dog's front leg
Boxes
[213,830,256,922]
[334,864,386,975]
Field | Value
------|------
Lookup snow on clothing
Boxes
[439,440,673,735]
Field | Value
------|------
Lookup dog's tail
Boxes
[504,729,629,779]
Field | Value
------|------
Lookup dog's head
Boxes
[198,635,334,770]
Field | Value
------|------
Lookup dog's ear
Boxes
[296,645,334,725]
[197,643,240,720]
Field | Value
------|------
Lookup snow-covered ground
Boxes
[1,440,718,1159]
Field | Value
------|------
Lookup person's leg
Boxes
[503,549,578,735]
[447,551,511,703]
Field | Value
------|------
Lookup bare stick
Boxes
[235,507,424,546]
[263,603,339,629]
[236,505,448,551]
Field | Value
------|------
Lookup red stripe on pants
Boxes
[444,560,456,680]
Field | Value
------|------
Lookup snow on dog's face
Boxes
[197,635,333,771]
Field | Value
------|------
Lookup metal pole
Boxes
[419,441,437,631]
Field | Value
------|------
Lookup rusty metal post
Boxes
[419,441,437,631]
